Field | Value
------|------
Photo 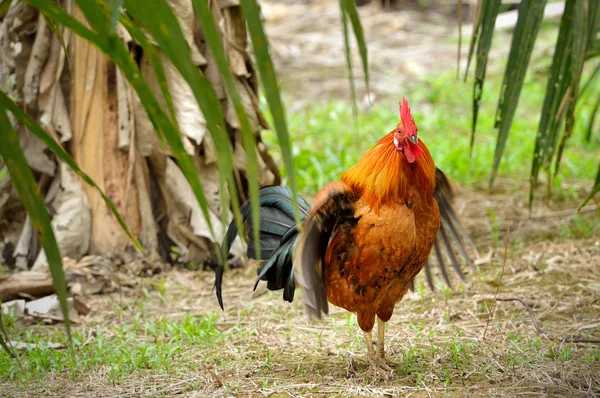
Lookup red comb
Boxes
[399,97,417,135]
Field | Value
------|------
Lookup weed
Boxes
[559,214,600,239]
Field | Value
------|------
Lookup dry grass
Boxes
[1,187,599,397]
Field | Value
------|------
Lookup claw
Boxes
[369,356,393,372]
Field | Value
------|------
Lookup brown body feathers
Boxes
[297,131,440,332]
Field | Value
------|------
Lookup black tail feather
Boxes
[422,168,477,292]
[216,186,310,309]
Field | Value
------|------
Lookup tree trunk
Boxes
[0,0,280,272]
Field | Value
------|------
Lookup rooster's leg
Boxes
[364,329,392,372]
[363,331,374,358]
[376,318,385,360]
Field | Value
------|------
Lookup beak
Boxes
[408,135,418,145]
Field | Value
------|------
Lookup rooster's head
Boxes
[393,97,423,164]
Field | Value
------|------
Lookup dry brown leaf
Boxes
[193,143,221,215]
[22,13,50,111]
[167,0,206,66]
[224,79,261,132]
[161,53,207,146]
[151,157,244,266]
[52,84,72,142]
[223,6,248,77]
[203,46,226,100]
[21,129,56,176]
[32,163,91,271]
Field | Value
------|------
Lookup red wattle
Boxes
[404,144,422,163]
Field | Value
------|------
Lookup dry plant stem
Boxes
[495,297,600,344]
[483,219,512,341]
[527,204,598,220]
[201,362,223,388]
[495,297,547,336]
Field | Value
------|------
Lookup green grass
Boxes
[1,263,599,395]
[262,71,599,197]
[559,214,600,239]
[0,308,221,382]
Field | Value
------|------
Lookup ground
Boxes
[1,184,599,397]
[2,0,600,396]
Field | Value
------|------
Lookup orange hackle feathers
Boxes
[342,100,436,213]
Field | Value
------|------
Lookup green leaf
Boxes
[192,0,261,261]
[586,0,600,54]
[529,0,576,207]
[340,0,358,125]
[122,0,242,260]
[579,160,600,210]
[554,0,586,175]
[0,108,71,345]
[109,0,124,32]
[0,0,11,16]
[239,0,302,226]
[464,0,483,81]
[490,0,548,189]
[28,0,220,246]
[340,0,369,95]
[0,91,143,252]
[118,13,176,130]
[471,0,501,154]
[585,92,600,142]
[457,0,463,79]
[580,61,600,98]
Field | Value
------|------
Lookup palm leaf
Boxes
[457,0,463,79]
[586,0,600,55]
[579,61,600,99]
[464,0,483,80]
[0,108,72,345]
[123,0,248,261]
[28,0,221,246]
[471,0,501,154]
[118,12,176,125]
[579,160,600,210]
[239,0,303,225]
[585,92,600,142]
[554,0,586,175]
[192,0,261,261]
[340,0,358,123]
[490,0,548,189]
[340,0,369,94]
[529,0,577,207]
[108,0,123,31]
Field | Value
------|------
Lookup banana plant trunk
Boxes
[0,0,279,272]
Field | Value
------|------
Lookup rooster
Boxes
[216,98,475,367]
